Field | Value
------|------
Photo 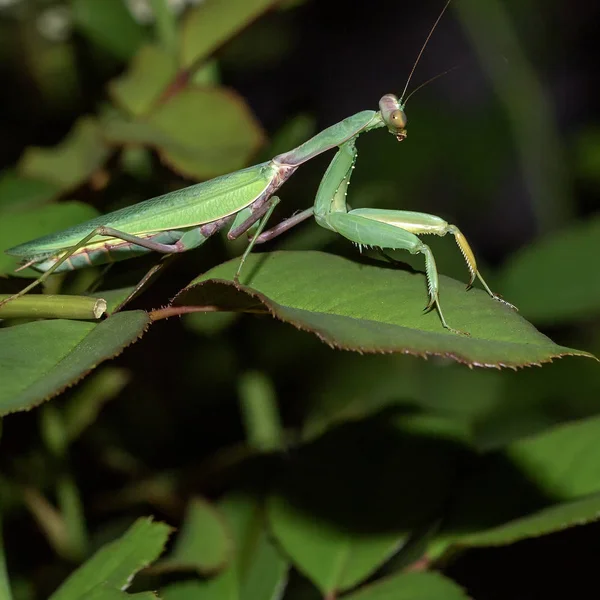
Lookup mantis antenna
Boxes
[403,64,462,105]
[399,0,453,105]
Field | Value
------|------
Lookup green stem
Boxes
[56,474,88,562]
[0,295,105,320]
[150,0,178,57]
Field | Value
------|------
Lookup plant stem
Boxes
[0,295,105,320]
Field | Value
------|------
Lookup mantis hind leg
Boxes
[0,225,208,309]
[349,208,517,310]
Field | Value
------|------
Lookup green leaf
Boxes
[161,581,208,600]
[0,311,150,416]
[84,589,158,600]
[0,170,60,213]
[180,0,279,68]
[499,216,600,324]
[146,88,264,179]
[267,415,465,595]
[438,415,600,552]
[343,572,469,600]
[0,201,100,276]
[18,118,110,193]
[455,492,600,548]
[161,494,288,600]
[173,251,595,369]
[110,44,178,117]
[72,0,147,61]
[156,497,233,574]
[49,517,171,599]
[506,415,600,500]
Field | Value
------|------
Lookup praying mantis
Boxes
[1,0,515,335]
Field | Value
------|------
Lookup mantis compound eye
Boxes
[390,109,407,129]
[379,94,408,141]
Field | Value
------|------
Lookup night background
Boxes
[0,0,599,598]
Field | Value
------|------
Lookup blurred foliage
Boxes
[0,0,598,598]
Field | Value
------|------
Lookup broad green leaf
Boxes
[438,416,600,551]
[0,311,150,416]
[72,0,147,61]
[147,88,264,179]
[156,497,233,574]
[268,493,401,595]
[50,518,171,599]
[173,251,595,368]
[454,492,600,547]
[18,118,110,193]
[110,44,178,117]
[343,572,469,600]
[267,415,464,595]
[181,0,279,68]
[507,415,600,499]
[0,170,60,212]
[500,215,600,324]
[0,201,100,276]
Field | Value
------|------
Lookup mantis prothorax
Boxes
[1,0,515,334]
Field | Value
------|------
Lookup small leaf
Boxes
[174,251,595,369]
[0,201,100,276]
[146,88,264,179]
[343,572,469,600]
[0,311,150,415]
[19,118,111,193]
[49,517,171,599]
[0,170,60,213]
[455,492,600,547]
[181,0,279,68]
[110,44,178,117]
[499,215,600,324]
[72,0,147,61]
[156,497,233,574]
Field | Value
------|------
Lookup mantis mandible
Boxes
[1,0,515,334]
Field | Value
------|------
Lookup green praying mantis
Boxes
[0,0,515,335]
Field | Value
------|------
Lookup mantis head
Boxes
[379,94,407,142]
